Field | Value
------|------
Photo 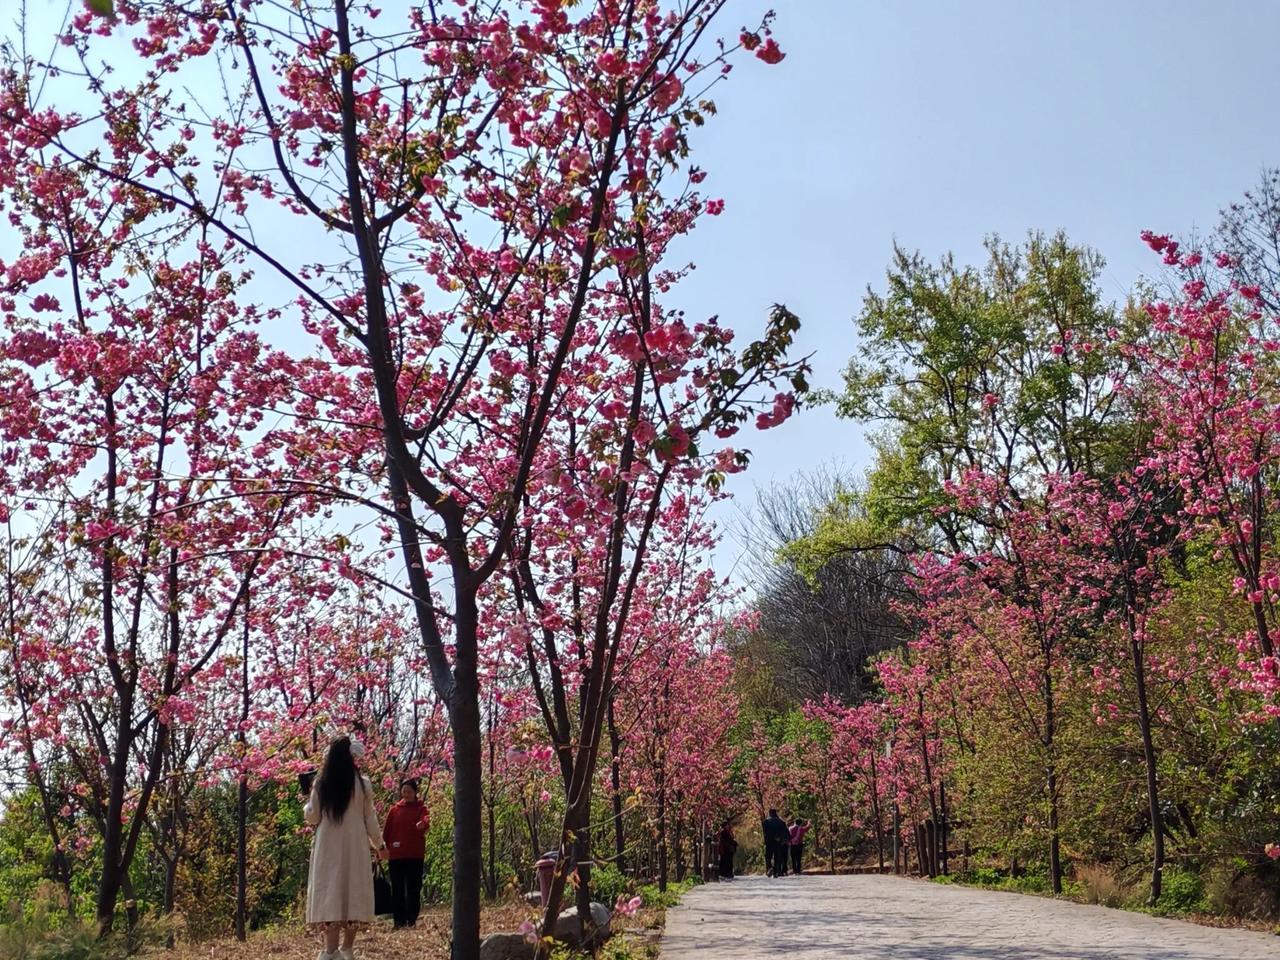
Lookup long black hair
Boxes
[316,736,359,823]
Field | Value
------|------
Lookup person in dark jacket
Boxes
[761,808,790,877]
[382,779,430,928]
[717,820,738,879]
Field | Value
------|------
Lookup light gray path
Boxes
[661,874,1279,959]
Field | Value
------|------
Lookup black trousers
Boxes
[790,844,803,874]
[768,840,787,876]
[719,850,734,879]
[388,858,424,927]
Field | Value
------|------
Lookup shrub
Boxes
[0,893,176,960]
[1076,864,1127,907]
[590,863,630,906]
[637,876,698,909]
[1154,867,1205,915]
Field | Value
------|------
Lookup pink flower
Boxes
[518,919,538,943]
[655,125,678,155]
[596,50,627,77]
[1266,843,1280,861]
[614,332,644,362]
[756,38,785,64]
[706,199,725,216]
[613,893,643,917]
[755,392,796,430]
[600,400,628,421]
[633,420,656,445]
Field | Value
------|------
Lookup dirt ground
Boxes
[151,899,663,960]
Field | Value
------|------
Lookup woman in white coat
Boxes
[305,735,388,960]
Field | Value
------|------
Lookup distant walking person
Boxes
[305,735,388,960]
[717,820,738,879]
[789,818,811,875]
[382,778,430,928]
[762,808,790,877]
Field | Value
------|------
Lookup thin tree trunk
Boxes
[235,589,250,941]
[486,712,497,900]
[607,698,626,874]
[939,780,949,876]
[449,589,484,960]
[892,803,901,875]
[656,770,668,892]
[235,776,249,940]
[1043,663,1063,895]
[868,750,885,874]
[1130,611,1164,903]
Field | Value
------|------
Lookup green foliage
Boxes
[595,936,660,960]
[589,863,629,906]
[0,894,175,960]
[1153,867,1206,915]
[422,792,457,904]
[637,876,698,909]
[0,789,57,908]
[813,231,1130,558]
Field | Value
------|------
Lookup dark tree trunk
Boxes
[450,661,484,960]
[607,698,626,875]
[486,713,498,900]
[1047,766,1062,894]
[235,776,249,940]
[892,803,901,875]
[235,592,250,941]
[656,771,668,892]
[1043,665,1063,895]
[1130,620,1165,903]
[939,780,949,876]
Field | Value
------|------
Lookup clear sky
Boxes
[8,0,1280,588]
[684,1,1280,582]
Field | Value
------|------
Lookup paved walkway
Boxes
[661,874,1279,959]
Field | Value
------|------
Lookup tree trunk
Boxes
[1131,622,1165,903]
[673,809,685,883]
[1047,764,1063,895]
[868,750,885,874]
[235,594,250,941]
[486,715,497,900]
[939,780,949,876]
[891,803,901,875]
[607,698,626,875]
[656,770,668,892]
[235,775,249,939]
[1043,665,1063,895]
[449,666,484,960]
[96,724,132,933]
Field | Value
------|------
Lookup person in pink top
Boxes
[788,818,811,875]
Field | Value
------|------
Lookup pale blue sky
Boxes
[689,1,1280,580]
[9,1,1280,586]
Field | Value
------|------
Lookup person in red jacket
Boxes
[382,779,430,928]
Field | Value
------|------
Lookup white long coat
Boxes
[304,775,383,927]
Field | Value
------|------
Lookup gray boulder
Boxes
[479,932,536,960]
[552,901,612,947]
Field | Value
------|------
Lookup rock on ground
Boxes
[478,931,535,960]
[661,873,1280,959]
[552,900,612,947]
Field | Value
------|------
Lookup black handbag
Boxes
[373,863,393,916]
